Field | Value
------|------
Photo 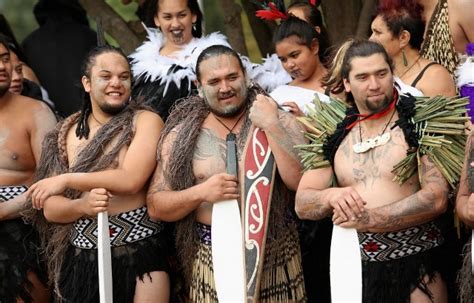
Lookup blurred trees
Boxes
[2,0,376,61]
[1,0,38,42]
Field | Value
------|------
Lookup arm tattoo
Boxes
[366,156,447,231]
[266,114,302,161]
[298,191,332,220]
[148,175,167,195]
[366,192,434,230]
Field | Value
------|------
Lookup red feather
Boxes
[256,1,288,21]
[310,0,317,6]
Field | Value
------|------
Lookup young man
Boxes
[25,44,169,302]
[147,45,306,302]
[0,34,56,302]
[296,40,453,303]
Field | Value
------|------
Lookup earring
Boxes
[402,49,408,66]
[192,23,197,31]
[157,26,162,32]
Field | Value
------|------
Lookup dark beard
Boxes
[207,101,246,118]
[100,100,128,115]
[365,95,391,113]
[204,86,248,118]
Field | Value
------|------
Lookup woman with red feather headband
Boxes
[286,0,331,64]
[256,3,333,303]
[369,0,456,97]
[254,1,333,118]
[270,21,334,303]
[256,0,331,64]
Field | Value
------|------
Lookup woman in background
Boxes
[130,0,230,121]
[271,16,330,117]
[369,0,456,97]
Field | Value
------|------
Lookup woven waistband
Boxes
[0,185,28,202]
[358,221,443,262]
[196,222,212,246]
[71,206,163,249]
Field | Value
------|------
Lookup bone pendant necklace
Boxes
[352,108,396,154]
[353,132,391,153]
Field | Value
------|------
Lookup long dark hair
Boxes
[287,0,330,63]
[323,39,393,102]
[273,15,320,50]
[196,45,245,83]
[76,45,130,139]
[145,0,203,38]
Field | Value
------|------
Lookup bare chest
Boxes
[65,127,126,169]
[192,129,244,183]
[0,118,35,171]
[334,126,409,188]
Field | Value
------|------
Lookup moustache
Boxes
[218,91,236,99]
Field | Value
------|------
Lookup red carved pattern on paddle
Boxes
[243,128,274,301]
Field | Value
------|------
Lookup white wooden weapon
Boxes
[98,211,113,303]
[330,225,362,303]
[211,133,246,302]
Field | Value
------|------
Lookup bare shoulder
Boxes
[10,94,50,112]
[134,109,164,125]
[450,0,474,11]
[159,126,181,155]
[9,95,56,126]
[424,63,453,82]
[419,62,455,96]
[449,0,474,29]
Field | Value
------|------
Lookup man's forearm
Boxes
[265,120,304,190]
[147,185,204,222]
[43,196,85,224]
[363,188,447,232]
[456,196,474,228]
[65,170,144,195]
[296,189,333,220]
[0,193,27,220]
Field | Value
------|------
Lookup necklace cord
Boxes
[212,109,247,134]
[358,104,397,143]
[91,112,104,126]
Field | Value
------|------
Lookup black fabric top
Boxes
[22,18,96,118]
[132,70,196,122]
[411,62,438,87]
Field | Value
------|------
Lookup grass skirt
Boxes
[361,236,447,303]
[57,233,169,302]
[189,224,306,302]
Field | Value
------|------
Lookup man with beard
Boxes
[147,45,307,302]
[24,44,169,302]
[296,40,454,303]
[0,34,56,302]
